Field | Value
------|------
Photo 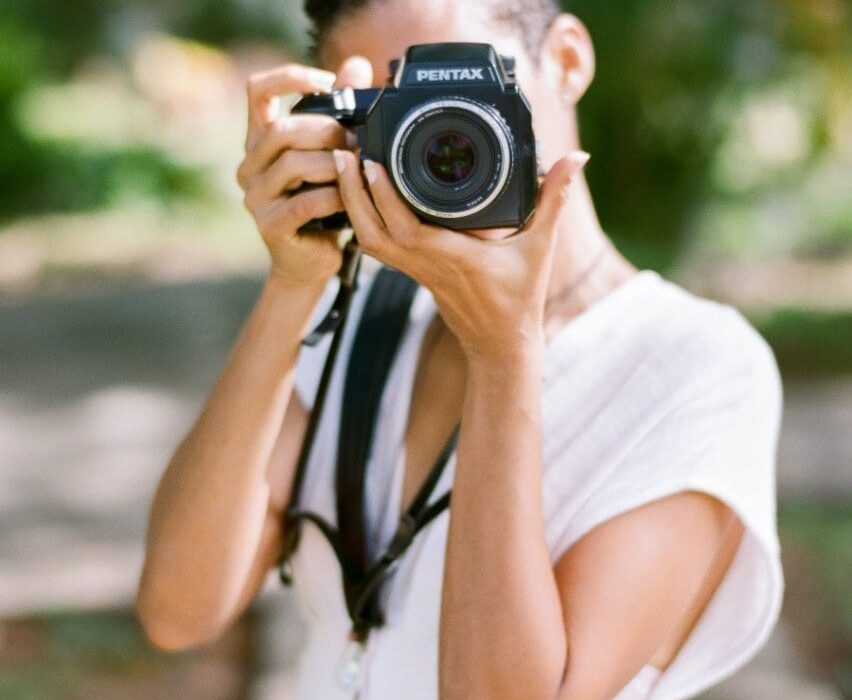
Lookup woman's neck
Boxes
[542,173,636,340]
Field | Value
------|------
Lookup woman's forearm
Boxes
[137,275,325,647]
[439,345,567,700]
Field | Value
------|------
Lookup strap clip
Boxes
[382,513,418,564]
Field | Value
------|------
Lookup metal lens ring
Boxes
[389,98,513,220]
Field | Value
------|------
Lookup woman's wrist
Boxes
[462,318,546,372]
[264,269,329,304]
[263,272,330,325]
[465,338,545,387]
[247,273,330,363]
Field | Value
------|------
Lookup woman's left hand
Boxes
[332,149,589,365]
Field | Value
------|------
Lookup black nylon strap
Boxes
[278,243,362,584]
[405,426,459,517]
[279,264,458,642]
[337,268,419,619]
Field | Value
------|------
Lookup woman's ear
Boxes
[538,14,596,106]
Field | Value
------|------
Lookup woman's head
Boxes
[304,0,596,168]
[306,0,561,61]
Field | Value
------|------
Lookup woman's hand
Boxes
[332,149,589,364]
[236,58,374,292]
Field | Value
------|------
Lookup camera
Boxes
[292,43,538,232]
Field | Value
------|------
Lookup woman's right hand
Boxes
[236,58,373,291]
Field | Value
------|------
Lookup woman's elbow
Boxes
[135,583,226,653]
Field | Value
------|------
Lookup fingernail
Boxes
[572,151,591,169]
[333,150,346,174]
[311,69,337,91]
[362,159,378,184]
[345,130,358,149]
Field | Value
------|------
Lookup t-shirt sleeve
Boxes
[556,312,785,700]
[292,279,340,412]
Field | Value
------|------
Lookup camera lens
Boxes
[424,133,476,185]
[389,98,513,222]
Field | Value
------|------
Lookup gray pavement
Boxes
[0,276,848,698]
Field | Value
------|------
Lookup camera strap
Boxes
[279,257,458,647]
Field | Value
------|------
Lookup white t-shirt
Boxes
[287,264,784,700]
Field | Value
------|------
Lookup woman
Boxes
[136,1,784,698]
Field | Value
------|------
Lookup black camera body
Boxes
[292,43,538,231]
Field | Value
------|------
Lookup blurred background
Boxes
[0,0,849,698]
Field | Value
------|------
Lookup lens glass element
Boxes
[424,133,476,185]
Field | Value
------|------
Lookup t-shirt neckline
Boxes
[412,268,661,358]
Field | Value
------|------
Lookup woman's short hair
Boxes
[304,0,562,59]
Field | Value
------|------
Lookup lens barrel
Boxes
[389,98,513,221]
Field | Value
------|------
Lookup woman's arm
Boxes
[438,342,742,700]
[439,344,566,700]
[137,58,374,651]
[550,489,743,700]
[136,278,321,651]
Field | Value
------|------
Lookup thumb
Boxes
[334,55,374,89]
[530,151,590,235]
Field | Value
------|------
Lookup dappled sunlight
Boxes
[0,201,266,293]
[0,386,195,613]
[0,0,849,697]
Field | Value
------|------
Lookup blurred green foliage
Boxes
[0,608,255,700]
[569,0,851,267]
[0,7,195,218]
[0,0,308,221]
[0,611,164,700]
[778,501,852,696]
[0,0,849,268]
[751,308,852,376]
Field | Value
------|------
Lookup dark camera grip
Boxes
[298,210,350,234]
[292,183,350,234]
[291,92,338,117]
[290,93,355,234]
[290,88,382,232]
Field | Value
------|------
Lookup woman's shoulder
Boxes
[547,271,786,700]
[654,273,779,395]
[594,270,781,403]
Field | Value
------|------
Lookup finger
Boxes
[258,186,344,234]
[238,116,347,186]
[361,159,480,266]
[245,151,338,209]
[246,64,337,146]
[528,151,590,237]
[361,159,421,243]
[332,150,392,255]
[334,55,374,89]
